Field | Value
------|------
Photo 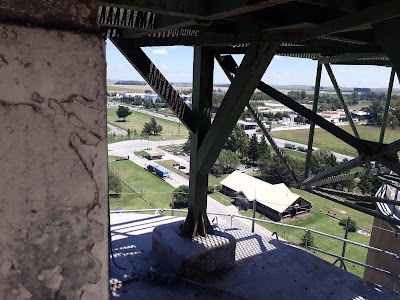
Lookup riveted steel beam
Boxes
[379,68,396,143]
[110,38,195,133]
[197,43,280,175]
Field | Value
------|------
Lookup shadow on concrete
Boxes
[109,213,398,300]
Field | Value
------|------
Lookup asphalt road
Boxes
[108,139,274,238]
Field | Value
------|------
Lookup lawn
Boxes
[109,184,153,211]
[240,188,373,278]
[107,107,188,141]
[107,85,142,92]
[272,125,400,157]
[109,156,174,208]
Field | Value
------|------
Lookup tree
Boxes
[248,134,261,163]
[142,117,163,136]
[109,173,122,197]
[116,105,132,122]
[211,149,240,176]
[182,136,191,152]
[224,125,249,157]
[295,115,306,124]
[258,135,269,155]
[143,99,153,109]
[358,176,381,195]
[173,185,189,209]
[310,149,337,175]
[339,218,357,232]
[258,154,303,186]
[300,231,315,247]
[133,95,143,106]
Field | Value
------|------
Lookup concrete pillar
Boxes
[364,218,400,292]
[0,2,108,300]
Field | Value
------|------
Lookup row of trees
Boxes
[365,100,400,129]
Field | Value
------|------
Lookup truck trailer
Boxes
[155,166,170,178]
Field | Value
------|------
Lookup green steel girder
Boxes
[197,43,281,175]
[379,68,396,143]
[106,0,400,46]
[324,64,359,139]
[181,46,214,237]
[309,166,390,187]
[318,53,387,64]
[246,102,299,183]
[110,38,195,133]
[309,189,400,227]
[373,20,400,84]
[314,188,400,206]
[304,63,322,179]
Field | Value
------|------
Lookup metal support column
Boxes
[333,216,350,270]
[304,63,322,179]
[379,68,396,143]
[181,46,214,236]
[324,64,359,138]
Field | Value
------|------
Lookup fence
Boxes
[110,208,400,282]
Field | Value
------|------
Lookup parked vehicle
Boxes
[297,146,307,152]
[178,165,186,169]
[284,143,296,150]
[173,163,180,167]
[147,165,155,172]
[155,166,169,178]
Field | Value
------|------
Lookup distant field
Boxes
[107,107,188,141]
[272,125,400,157]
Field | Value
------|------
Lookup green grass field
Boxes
[107,85,142,92]
[107,107,188,141]
[272,125,400,157]
[109,157,174,208]
[109,184,153,211]
[240,188,373,278]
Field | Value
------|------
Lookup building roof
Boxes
[144,150,164,156]
[221,171,304,213]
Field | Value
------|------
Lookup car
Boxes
[245,165,251,169]
[172,163,180,167]
[179,166,186,169]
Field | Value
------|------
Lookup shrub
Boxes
[109,173,122,198]
[300,231,315,247]
[339,218,357,232]
[173,185,189,209]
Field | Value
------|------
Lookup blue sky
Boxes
[106,40,399,89]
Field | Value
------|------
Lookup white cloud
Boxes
[152,48,168,55]
[161,64,167,69]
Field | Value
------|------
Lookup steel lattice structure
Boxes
[98,0,400,236]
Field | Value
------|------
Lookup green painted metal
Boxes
[309,189,400,227]
[304,63,322,179]
[307,166,390,187]
[197,43,280,175]
[379,68,396,143]
[324,64,359,138]
[373,20,400,83]
[318,53,386,64]
[181,46,214,236]
[109,38,195,133]
[247,103,298,183]
[314,188,400,206]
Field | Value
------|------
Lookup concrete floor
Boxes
[109,213,399,300]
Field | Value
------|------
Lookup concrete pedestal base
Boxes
[152,222,236,278]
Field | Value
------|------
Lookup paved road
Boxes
[108,123,128,136]
[108,140,274,238]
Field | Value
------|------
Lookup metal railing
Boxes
[110,208,400,281]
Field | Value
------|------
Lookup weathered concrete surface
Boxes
[152,222,236,278]
[364,217,400,293]
[110,213,400,300]
[0,23,108,300]
[0,0,98,32]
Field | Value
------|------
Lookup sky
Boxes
[106,40,399,89]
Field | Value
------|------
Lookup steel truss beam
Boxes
[110,38,195,133]
[304,63,322,179]
[307,167,390,187]
[247,102,298,183]
[197,43,281,175]
[108,0,400,46]
[314,188,400,206]
[379,68,396,143]
[215,54,298,183]
[317,53,387,64]
[181,47,214,236]
[309,189,400,227]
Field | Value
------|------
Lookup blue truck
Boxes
[155,166,169,178]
